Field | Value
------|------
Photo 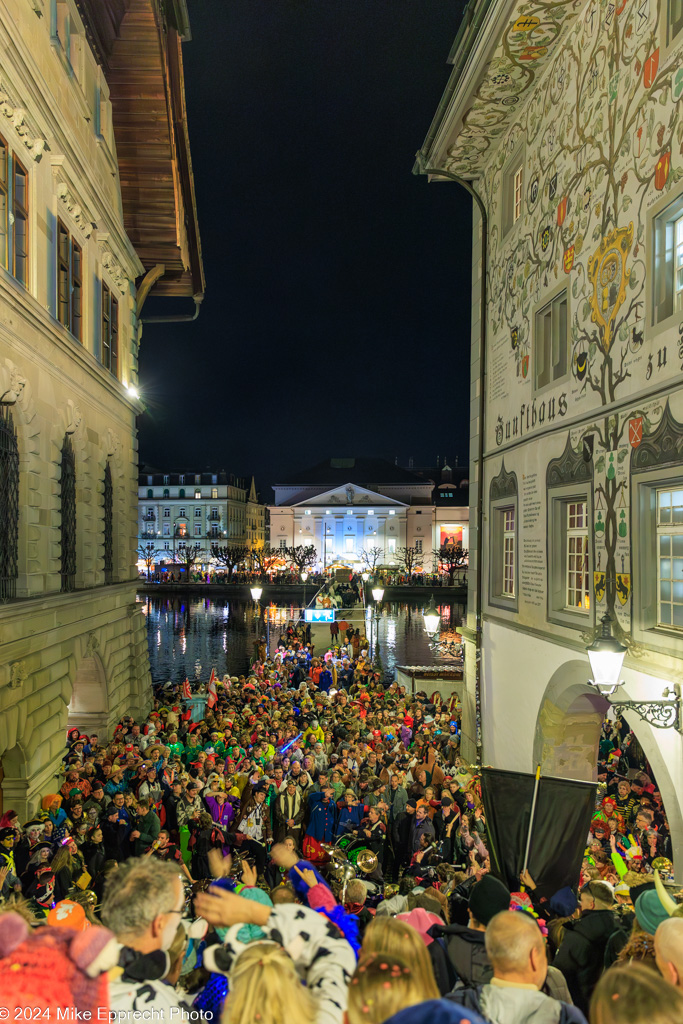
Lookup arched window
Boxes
[60,433,76,592]
[0,405,19,601]
[179,488,185,498]
[104,461,113,585]
[147,488,153,498]
[163,488,169,498]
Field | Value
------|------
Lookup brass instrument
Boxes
[355,849,378,874]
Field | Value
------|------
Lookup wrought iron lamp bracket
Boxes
[609,685,681,732]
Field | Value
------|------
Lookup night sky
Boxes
[137,1,472,492]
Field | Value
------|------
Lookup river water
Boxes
[138,593,465,683]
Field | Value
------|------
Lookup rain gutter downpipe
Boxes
[415,151,487,763]
[140,296,203,325]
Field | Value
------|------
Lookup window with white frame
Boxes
[566,501,590,610]
[194,508,201,518]
[163,524,169,536]
[535,290,568,390]
[502,508,516,597]
[163,475,169,485]
[178,508,186,518]
[163,507,170,518]
[415,539,423,553]
[279,539,286,550]
[179,475,185,485]
[657,487,683,628]
[164,541,170,551]
[667,0,683,43]
[57,220,82,340]
[653,195,683,323]
[194,524,201,537]
[387,538,397,554]
[0,141,29,288]
[503,153,524,234]
[345,536,355,554]
[195,489,201,499]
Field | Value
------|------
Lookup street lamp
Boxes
[586,614,627,696]
[372,584,384,602]
[423,594,441,636]
[361,571,370,582]
[586,613,681,729]
[301,571,309,581]
[422,593,462,659]
[250,584,263,601]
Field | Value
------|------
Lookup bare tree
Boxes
[284,544,317,573]
[396,546,423,574]
[359,546,384,572]
[438,544,468,584]
[251,543,280,579]
[172,543,205,578]
[137,542,161,580]
[210,543,249,580]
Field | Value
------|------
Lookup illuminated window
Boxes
[657,488,683,629]
[101,282,118,377]
[345,536,355,554]
[347,509,352,516]
[57,220,82,340]
[389,510,395,516]
[387,538,396,554]
[502,508,515,596]
[12,157,28,287]
[368,509,374,516]
[513,167,523,223]
[195,489,201,499]
[566,502,590,610]
[212,488,218,499]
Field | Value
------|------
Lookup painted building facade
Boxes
[419,0,683,866]
[269,457,469,570]
[138,470,265,567]
[0,0,203,816]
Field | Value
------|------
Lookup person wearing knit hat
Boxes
[468,874,511,927]
[634,887,670,935]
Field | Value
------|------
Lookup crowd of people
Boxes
[0,637,681,1024]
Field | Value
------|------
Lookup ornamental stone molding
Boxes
[631,402,683,474]
[546,434,593,488]
[85,632,99,657]
[9,660,28,689]
[0,78,47,162]
[99,238,129,294]
[51,158,97,236]
[489,459,517,502]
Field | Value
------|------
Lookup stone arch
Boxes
[533,658,683,864]
[67,646,110,737]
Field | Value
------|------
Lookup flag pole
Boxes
[522,765,541,875]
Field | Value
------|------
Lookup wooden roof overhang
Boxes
[75,0,204,305]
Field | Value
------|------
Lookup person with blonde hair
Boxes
[347,953,426,1024]
[361,917,439,999]
[590,962,683,1024]
[223,941,317,1024]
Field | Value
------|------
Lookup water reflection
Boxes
[139,594,465,684]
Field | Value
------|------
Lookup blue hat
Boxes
[549,886,579,918]
[385,999,488,1024]
[635,889,669,934]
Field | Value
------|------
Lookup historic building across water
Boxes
[0,0,203,816]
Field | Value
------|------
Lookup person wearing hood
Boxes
[428,873,510,994]
[552,879,620,1014]
[447,910,587,1024]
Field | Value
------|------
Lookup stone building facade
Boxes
[419,0,683,868]
[269,457,469,570]
[137,470,265,569]
[0,0,203,816]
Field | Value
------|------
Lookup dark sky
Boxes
[137,0,472,492]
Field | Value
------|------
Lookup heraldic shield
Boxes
[594,572,606,603]
[587,223,634,354]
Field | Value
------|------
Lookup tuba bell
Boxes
[355,848,378,874]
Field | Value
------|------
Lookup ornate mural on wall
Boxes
[462,0,683,638]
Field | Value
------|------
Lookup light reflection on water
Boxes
[139,594,465,684]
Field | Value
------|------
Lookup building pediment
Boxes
[290,483,408,509]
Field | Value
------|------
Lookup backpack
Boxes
[446,933,493,989]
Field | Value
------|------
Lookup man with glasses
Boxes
[101,857,192,1017]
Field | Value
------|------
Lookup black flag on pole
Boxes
[480,767,596,894]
